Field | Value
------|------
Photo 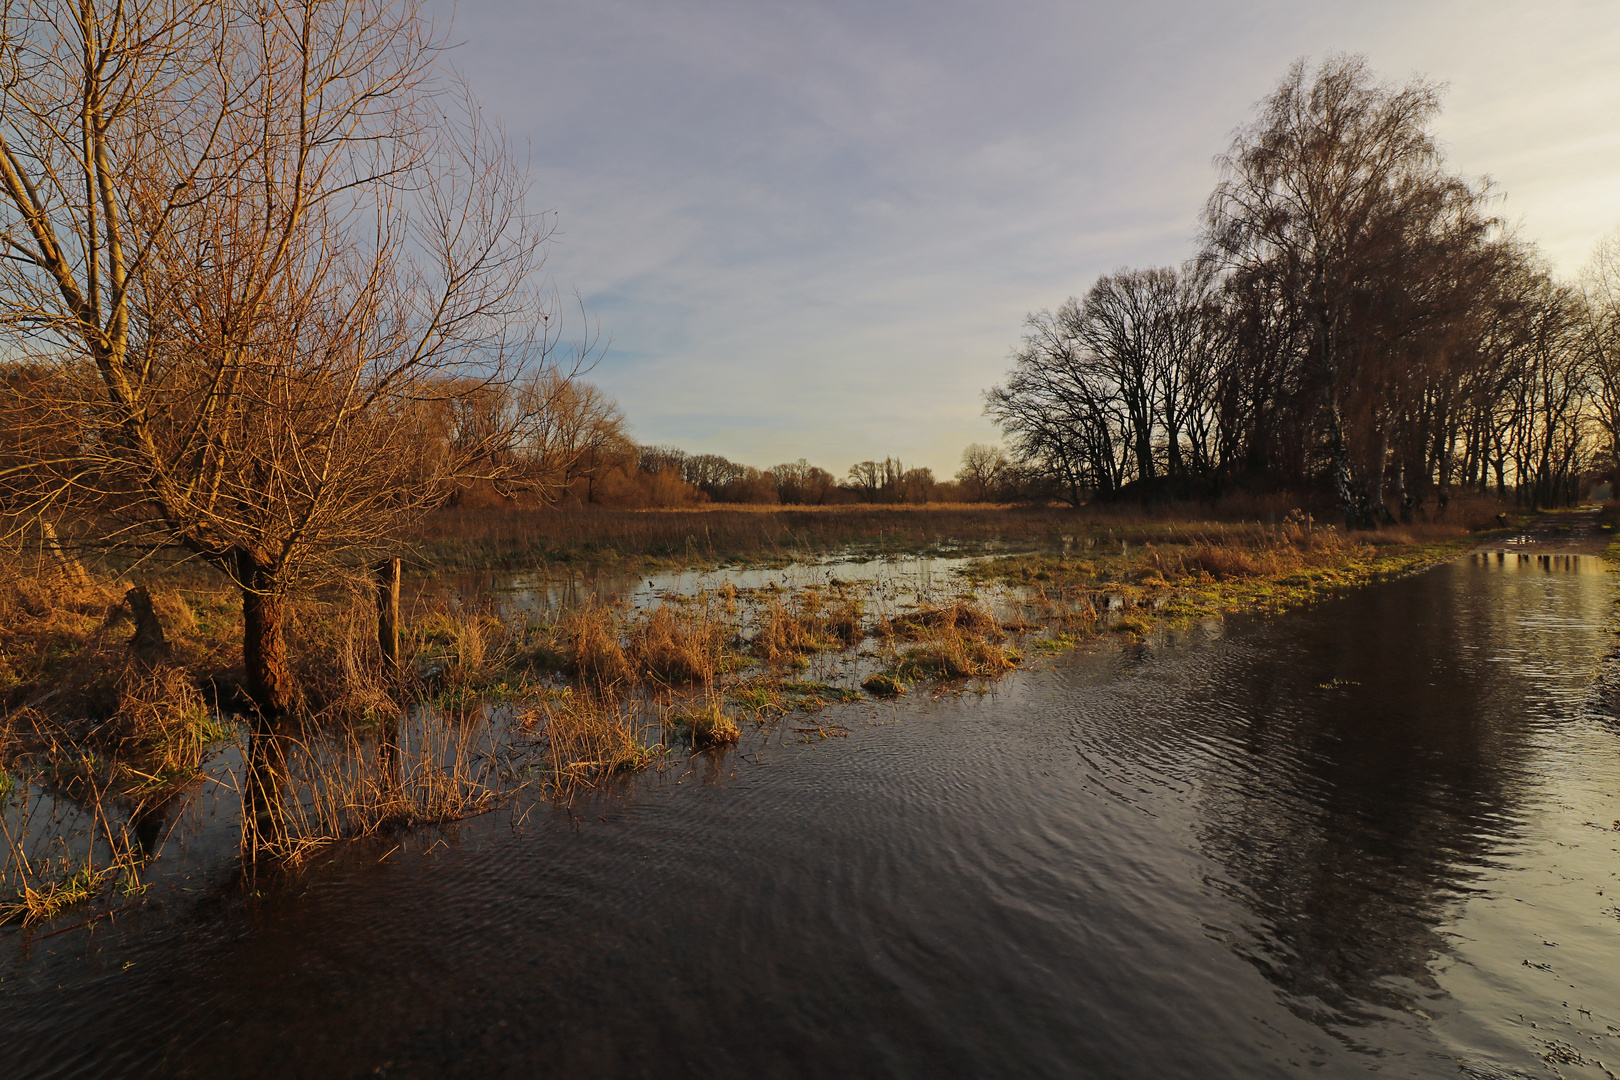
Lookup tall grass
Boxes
[412,494,1494,572]
[1,495,1495,921]
[518,690,662,799]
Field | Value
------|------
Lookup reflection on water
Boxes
[4,553,1619,1079]
[419,551,1018,623]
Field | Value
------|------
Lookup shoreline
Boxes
[0,503,1574,926]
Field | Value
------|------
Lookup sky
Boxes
[428,0,1620,480]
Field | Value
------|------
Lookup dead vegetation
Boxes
[2,502,1489,924]
[411,493,1499,573]
[519,691,662,796]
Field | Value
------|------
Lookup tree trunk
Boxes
[236,549,296,716]
[40,520,90,588]
[1324,393,1366,528]
[234,548,295,857]
[1314,311,1366,529]
[1368,428,1394,525]
[125,585,170,663]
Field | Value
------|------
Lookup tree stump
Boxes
[125,585,170,662]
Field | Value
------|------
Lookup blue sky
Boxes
[431,0,1620,479]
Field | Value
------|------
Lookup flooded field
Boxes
[4,552,1619,1078]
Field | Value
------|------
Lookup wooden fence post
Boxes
[375,556,403,791]
[376,557,401,679]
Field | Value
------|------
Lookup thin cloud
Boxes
[436,0,1620,476]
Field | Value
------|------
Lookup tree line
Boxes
[988,55,1620,525]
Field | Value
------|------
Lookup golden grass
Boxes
[258,709,513,860]
[410,493,1506,573]
[519,690,662,797]
[877,598,1001,641]
[0,863,114,925]
[0,494,1507,913]
[564,606,634,690]
[667,695,741,749]
[101,663,229,792]
[629,606,723,686]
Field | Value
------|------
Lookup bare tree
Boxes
[955,443,1008,502]
[0,1,576,723]
[515,373,627,502]
[847,461,883,502]
[1583,227,1620,481]
[1203,54,1489,524]
[986,301,1131,504]
[983,56,1594,515]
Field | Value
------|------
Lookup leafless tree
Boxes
[0,1,590,847]
[987,57,1595,516]
[0,1,581,717]
[1583,228,1620,481]
[955,443,1009,502]
[1203,55,1490,524]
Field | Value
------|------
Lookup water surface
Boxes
[6,553,1619,1078]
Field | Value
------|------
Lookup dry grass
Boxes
[412,494,1498,573]
[414,503,1086,570]
[99,663,229,792]
[564,606,635,690]
[518,690,662,798]
[0,863,115,925]
[667,695,741,749]
[751,589,865,664]
[872,598,1016,682]
[877,598,1001,641]
[629,606,724,686]
[752,601,817,664]
[256,709,513,861]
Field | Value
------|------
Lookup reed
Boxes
[629,606,724,686]
[259,708,513,860]
[518,690,662,798]
[564,605,635,690]
[410,496,1489,573]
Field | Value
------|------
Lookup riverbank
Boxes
[0,501,1509,924]
[407,497,1504,572]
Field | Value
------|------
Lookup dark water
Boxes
[6,554,1620,1079]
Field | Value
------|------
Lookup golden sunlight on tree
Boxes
[0,0,588,846]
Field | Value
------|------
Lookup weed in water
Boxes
[520,691,661,796]
[564,608,634,690]
[630,606,721,686]
[668,697,741,749]
[0,863,113,926]
[862,673,908,696]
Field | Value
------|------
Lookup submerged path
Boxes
[1473,505,1609,555]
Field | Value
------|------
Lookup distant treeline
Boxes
[482,429,1020,509]
[988,56,1620,524]
[384,364,1035,509]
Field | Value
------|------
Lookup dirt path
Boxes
[1471,507,1611,555]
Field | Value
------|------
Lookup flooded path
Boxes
[5,553,1620,1078]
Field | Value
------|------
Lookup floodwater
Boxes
[5,552,1620,1079]
[421,549,1022,623]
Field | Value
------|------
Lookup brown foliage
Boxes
[564,608,634,690]
[878,599,1001,641]
[629,607,721,686]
